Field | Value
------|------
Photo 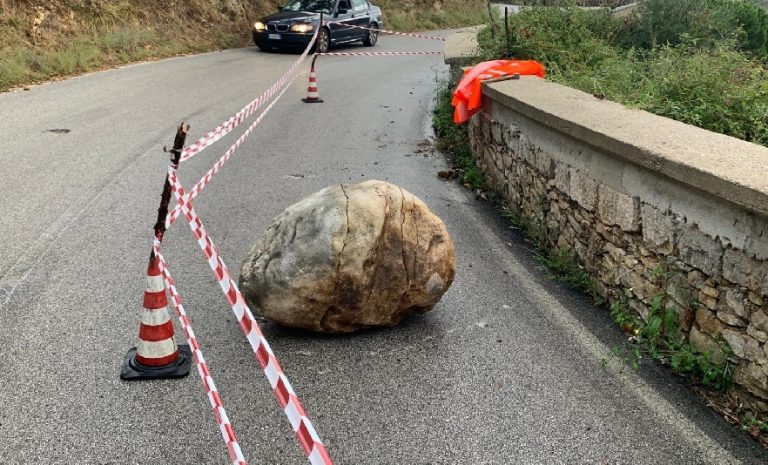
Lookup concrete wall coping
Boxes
[444,27,482,66]
[483,77,768,216]
[612,2,641,18]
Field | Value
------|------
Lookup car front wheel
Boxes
[316,28,330,53]
[363,24,378,47]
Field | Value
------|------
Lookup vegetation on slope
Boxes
[0,0,488,92]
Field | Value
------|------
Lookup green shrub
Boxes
[610,296,735,390]
[640,40,768,145]
[626,0,768,57]
[477,4,768,146]
[479,5,622,61]
[717,0,768,56]
[625,0,708,50]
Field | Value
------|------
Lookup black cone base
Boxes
[120,344,192,381]
[302,97,324,103]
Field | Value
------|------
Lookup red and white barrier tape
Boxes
[169,45,440,227]
[151,30,325,464]
[336,22,446,41]
[167,169,333,465]
[179,28,319,163]
[167,73,298,229]
[152,246,248,465]
[317,50,443,57]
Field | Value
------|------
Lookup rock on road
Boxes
[0,30,766,464]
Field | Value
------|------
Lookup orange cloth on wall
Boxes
[452,60,546,124]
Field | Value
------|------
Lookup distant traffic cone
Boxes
[121,254,191,380]
[302,63,323,103]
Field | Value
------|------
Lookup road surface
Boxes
[0,30,766,464]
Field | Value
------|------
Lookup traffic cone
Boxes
[302,63,323,103]
[121,254,191,380]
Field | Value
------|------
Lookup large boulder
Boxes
[239,180,456,333]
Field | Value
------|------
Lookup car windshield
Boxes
[281,0,333,13]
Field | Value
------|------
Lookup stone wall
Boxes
[467,76,768,412]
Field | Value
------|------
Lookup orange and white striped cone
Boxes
[121,254,191,380]
[302,64,323,103]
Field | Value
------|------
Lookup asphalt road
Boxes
[1,31,767,465]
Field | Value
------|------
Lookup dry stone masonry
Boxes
[466,76,768,413]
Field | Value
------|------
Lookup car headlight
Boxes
[254,21,266,31]
[290,23,313,33]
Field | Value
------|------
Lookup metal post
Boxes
[486,0,496,38]
[504,7,510,56]
[153,123,189,247]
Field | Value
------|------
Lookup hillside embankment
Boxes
[0,0,487,91]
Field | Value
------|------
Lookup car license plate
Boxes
[268,34,281,40]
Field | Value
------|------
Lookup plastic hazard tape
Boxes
[167,72,299,228]
[317,50,443,57]
[338,23,446,41]
[154,28,326,464]
[166,169,333,465]
[179,28,319,163]
[152,246,248,465]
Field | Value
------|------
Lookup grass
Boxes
[0,0,250,91]
[743,416,768,435]
[433,83,486,189]
[539,248,597,297]
[383,0,490,31]
[504,205,602,302]
[609,296,735,390]
[0,27,228,91]
[497,0,634,5]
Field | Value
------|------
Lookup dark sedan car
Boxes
[253,0,383,52]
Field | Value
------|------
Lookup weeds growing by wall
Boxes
[433,83,486,189]
[433,47,738,394]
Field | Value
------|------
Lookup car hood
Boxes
[261,11,318,22]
